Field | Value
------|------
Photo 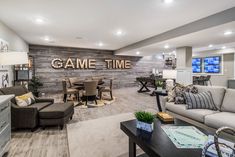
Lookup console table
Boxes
[0,95,14,157]
[121,119,208,157]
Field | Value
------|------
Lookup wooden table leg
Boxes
[138,81,150,93]
[156,94,163,112]
[129,138,136,157]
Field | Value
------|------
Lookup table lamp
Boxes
[0,52,29,65]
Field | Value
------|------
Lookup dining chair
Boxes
[99,78,113,100]
[62,79,80,102]
[69,77,81,87]
[83,80,98,105]
[205,75,212,86]
[92,76,104,84]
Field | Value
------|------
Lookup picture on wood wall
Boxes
[0,38,10,88]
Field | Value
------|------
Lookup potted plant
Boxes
[135,111,155,132]
[155,80,164,91]
[28,76,43,97]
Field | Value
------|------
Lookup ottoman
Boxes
[39,102,74,129]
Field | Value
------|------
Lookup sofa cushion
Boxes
[221,89,235,113]
[166,102,218,123]
[184,91,217,110]
[29,102,52,111]
[39,102,74,119]
[15,92,36,107]
[195,86,226,110]
[205,112,235,129]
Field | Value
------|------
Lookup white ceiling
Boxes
[0,0,235,51]
[120,21,235,56]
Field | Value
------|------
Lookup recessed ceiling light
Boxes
[208,44,213,48]
[34,17,45,24]
[224,31,233,36]
[44,36,50,41]
[221,46,226,49]
[163,0,174,4]
[115,29,125,37]
[164,44,169,49]
[136,51,140,55]
[97,42,104,47]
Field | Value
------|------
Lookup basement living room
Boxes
[0,1,235,157]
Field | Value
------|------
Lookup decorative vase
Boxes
[136,120,154,132]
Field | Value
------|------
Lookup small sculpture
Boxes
[202,127,235,157]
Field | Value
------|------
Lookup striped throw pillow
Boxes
[184,91,217,110]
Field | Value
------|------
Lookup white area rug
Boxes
[67,113,136,157]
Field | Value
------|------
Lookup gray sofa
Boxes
[0,86,54,130]
[163,85,235,130]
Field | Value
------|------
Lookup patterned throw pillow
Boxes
[15,92,35,107]
[184,91,217,110]
[174,84,198,104]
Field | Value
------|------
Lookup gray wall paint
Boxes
[29,45,165,94]
[0,21,28,52]
[0,20,29,86]
[193,51,234,87]
[210,53,234,87]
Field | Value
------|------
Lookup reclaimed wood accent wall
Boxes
[29,45,164,93]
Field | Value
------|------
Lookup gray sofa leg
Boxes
[60,125,64,130]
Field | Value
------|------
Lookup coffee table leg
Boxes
[129,138,136,157]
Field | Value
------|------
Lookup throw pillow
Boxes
[15,92,35,107]
[174,84,198,104]
[184,91,217,110]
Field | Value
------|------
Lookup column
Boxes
[176,46,193,85]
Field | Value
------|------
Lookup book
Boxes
[157,112,174,122]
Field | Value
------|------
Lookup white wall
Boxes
[0,20,29,86]
[193,49,235,87]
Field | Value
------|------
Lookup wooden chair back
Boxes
[84,80,98,96]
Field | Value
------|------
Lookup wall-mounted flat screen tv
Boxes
[192,58,201,65]
[192,65,201,73]
[204,65,220,73]
[204,56,220,65]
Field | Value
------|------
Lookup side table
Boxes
[154,90,167,112]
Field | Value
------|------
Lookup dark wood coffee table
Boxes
[121,118,211,157]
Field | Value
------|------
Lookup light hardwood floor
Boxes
[6,87,157,157]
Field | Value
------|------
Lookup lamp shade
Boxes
[162,70,177,79]
[0,52,29,65]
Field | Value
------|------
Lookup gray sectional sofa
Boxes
[163,85,235,130]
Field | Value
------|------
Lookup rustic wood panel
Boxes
[29,45,164,93]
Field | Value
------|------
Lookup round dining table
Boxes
[73,80,105,87]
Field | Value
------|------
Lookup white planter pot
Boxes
[136,120,153,132]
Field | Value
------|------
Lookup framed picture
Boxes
[0,71,9,88]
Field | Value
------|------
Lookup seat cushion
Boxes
[166,102,218,123]
[30,102,52,111]
[205,112,235,129]
[195,85,226,110]
[39,102,74,119]
[221,89,235,113]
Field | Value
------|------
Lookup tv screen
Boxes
[204,56,220,65]
[192,65,201,73]
[192,58,201,65]
[204,65,220,73]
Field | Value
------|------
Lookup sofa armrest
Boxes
[35,98,54,104]
[11,103,38,129]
